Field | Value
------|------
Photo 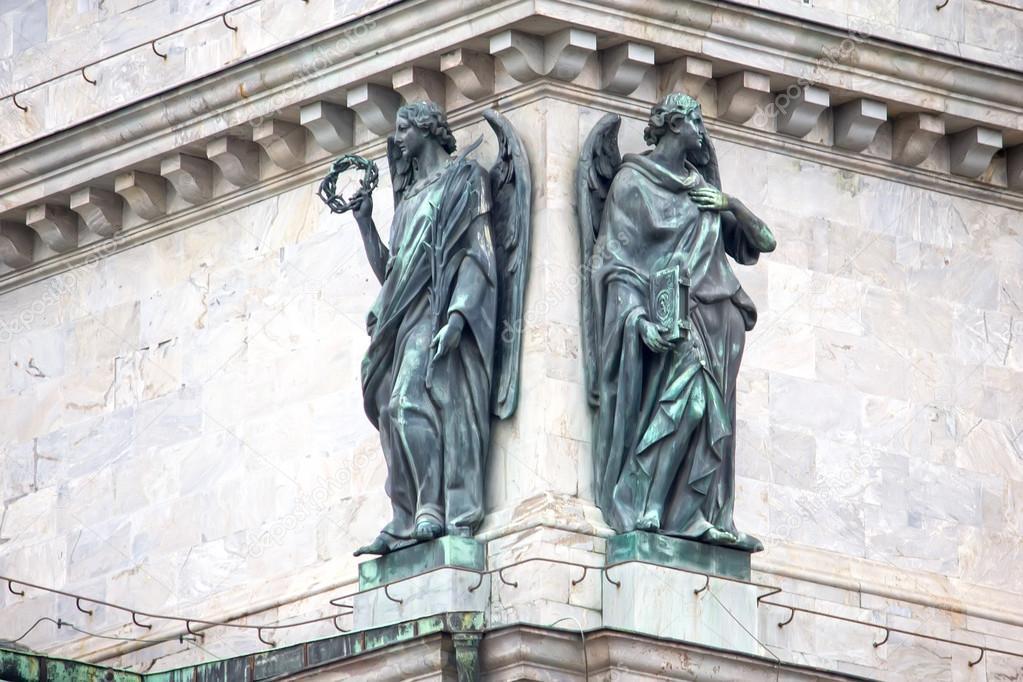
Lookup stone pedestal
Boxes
[602,532,763,656]
[353,537,488,629]
[606,531,752,580]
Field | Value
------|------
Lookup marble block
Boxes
[606,531,752,581]
[352,568,489,631]
[602,559,763,656]
[358,536,484,590]
[353,537,488,629]
[603,532,762,656]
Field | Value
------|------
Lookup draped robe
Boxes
[361,158,497,551]
[592,153,763,540]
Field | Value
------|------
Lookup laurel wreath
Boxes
[317,154,380,214]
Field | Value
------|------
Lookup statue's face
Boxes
[673,110,705,153]
[393,114,427,160]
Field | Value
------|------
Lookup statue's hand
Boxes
[638,318,672,353]
[430,312,465,364]
[689,187,729,212]
[351,187,374,224]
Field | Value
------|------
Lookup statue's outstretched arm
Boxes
[352,189,389,284]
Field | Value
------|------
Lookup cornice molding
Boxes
[481,625,876,680]
[2,80,1022,297]
[0,0,1021,282]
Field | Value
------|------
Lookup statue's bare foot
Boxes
[699,527,738,546]
[354,536,390,556]
[414,518,443,541]
[636,511,661,531]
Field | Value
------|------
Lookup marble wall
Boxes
[0,94,1021,678]
[4,0,1022,151]
[729,0,1023,71]
[0,0,392,150]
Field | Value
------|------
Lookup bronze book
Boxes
[650,264,691,341]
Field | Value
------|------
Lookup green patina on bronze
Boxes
[332,102,532,557]
[606,530,751,581]
[358,535,485,590]
[577,94,776,554]
[0,649,142,681]
[1,613,486,682]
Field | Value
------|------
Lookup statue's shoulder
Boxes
[607,156,646,196]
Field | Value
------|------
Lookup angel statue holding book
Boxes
[318,101,531,556]
[577,93,775,553]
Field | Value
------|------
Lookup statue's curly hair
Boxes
[643,93,701,146]
[397,101,457,154]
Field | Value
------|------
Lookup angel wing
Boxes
[483,109,532,420]
[576,113,622,408]
[386,135,414,207]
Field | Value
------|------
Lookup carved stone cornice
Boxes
[481,626,873,681]
[0,0,1021,283]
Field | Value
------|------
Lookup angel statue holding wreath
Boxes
[576,93,775,553]
[319,101,531,556]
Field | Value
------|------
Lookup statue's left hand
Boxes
[689,187,729,211]
[430,312,465,364]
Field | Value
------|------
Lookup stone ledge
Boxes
[1,80,1021,298]
[2,612,486,682]
[606,530,752,581]
[481,624,878,681]
[357,536,485,591]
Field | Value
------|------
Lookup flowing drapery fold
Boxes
[592,153,764,539]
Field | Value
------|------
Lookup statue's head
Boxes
[393,101,457,161]
[644,93,707,158]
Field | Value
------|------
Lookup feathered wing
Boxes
[577,113,622,408]
[386,135,413,207]
[483,109,532,420]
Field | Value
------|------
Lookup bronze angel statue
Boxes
[577,93,775,553]
[338,101,530,556]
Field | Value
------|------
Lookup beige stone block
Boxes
[769,374,862,441]
[604,562,763,655]
[745,315,816,379]
[816,328,913,401]
[735,475,771,539]
[68,300,140,371]
[735,416,771,481]
[861,287,954,357]
[954,417,1023,483]
[765,263,867,335]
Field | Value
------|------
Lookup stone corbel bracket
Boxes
[392,66,446,105]
[833,98,888,152]
[601,42,656,96]
[114,170,167,221]
[0,221,34,269]
[252,120,307,171]
[347,83,402,137]
[207,137,261,189]
[300,102,355,155]
[160,153,214,205]
[775,85,830,138]
[69,187,122,238]
[1008,146,1023,191]
[26,204,79,253]
[717,70,771,124]
[490,28,596,84]
[659,56,713,100]
[441,48,494,100]
[949,126,1003,178]
[893,112,945,167]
